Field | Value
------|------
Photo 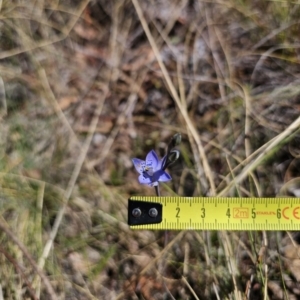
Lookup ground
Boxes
[1,0,300,299]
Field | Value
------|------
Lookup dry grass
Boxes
[1,0,300,299]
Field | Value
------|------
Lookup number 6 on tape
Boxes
[128,196,300,230]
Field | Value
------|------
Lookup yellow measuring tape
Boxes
[128,196,300,230]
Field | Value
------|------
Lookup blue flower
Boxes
[132,150,172,186]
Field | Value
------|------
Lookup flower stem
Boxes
[154,184,160,196]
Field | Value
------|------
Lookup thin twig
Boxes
[38,86,107,271]
[33,181,45,298]
[218,115,300,196]
[0,0,90,59]
[181,276,201,300]
[0,218,57,300]
[0,246,39,300]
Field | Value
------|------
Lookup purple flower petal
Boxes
[158,154,167,169]
[151,170,171,183]
[146,150,159,169]
[158,171,172,182]
[138,174,152,185]
[132,158,145,174]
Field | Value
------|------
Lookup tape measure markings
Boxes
[128,196,300,230]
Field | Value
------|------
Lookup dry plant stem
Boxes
[214,25,233,82]
[215,132,271,193]
[161,0,187,40]
[226,154,242,197]
[286,232,300,258]
[38,68,79,146]
[276,236,290,299]
[181,276,201,300]
[212,284,221,300]
[181,240,202,299]
[176,60,186,107]
[0,76,7,118]
[72,283,99,300]
[262,275,271,299]
[244,87,252,161]
[109,0,122,81]
[218,114,300,196]
[87,60,146,168]
[109,0,133,82]
[0,218,57,300]
[251,43,300,83]
[241,84,262,196]
[205,7,227,104]
[178,63,209,193]
[33,181,45,298]
[38,88,107,271]
[219,231,242,300]
[131,0,216,195]
[0,173,65,201]
[0,0,90,59]
[252,21,299,50]
[96,210,131,234]
[85,0,134,168]
[214,82,300,191]
[183,240,189,276]
[193,231,220,295]
[232,233,256,264]
[244,83,268,298]
[228,235,241,289]
[86,92,138,169]
[263,240,268,300]
[140,231,185,276]
[0,246,38,300]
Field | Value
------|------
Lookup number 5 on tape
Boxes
[128,196,300,230]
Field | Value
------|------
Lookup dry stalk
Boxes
[219,231,243,300]
[251,43,300,82]
[185,92,209,193]
[176,59,210,193]
[193,231,221,297]
[226,154,242,197]
[38,86,107,271]
[0,246,39,300]
[204,7,227,104]
[0,0,90,59]
[32,181,45,298]
[181,276,201,300]
[0,77,7,118]
[95,210,131,234]
[86,91,139,170]
[218,114,300,196]
[286,232,300,259]
[38,68,79,145]
[0,217,58,300]
[252,21,300,50]
[140,231,185,276]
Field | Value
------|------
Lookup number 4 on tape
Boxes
[128,196,300,230]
